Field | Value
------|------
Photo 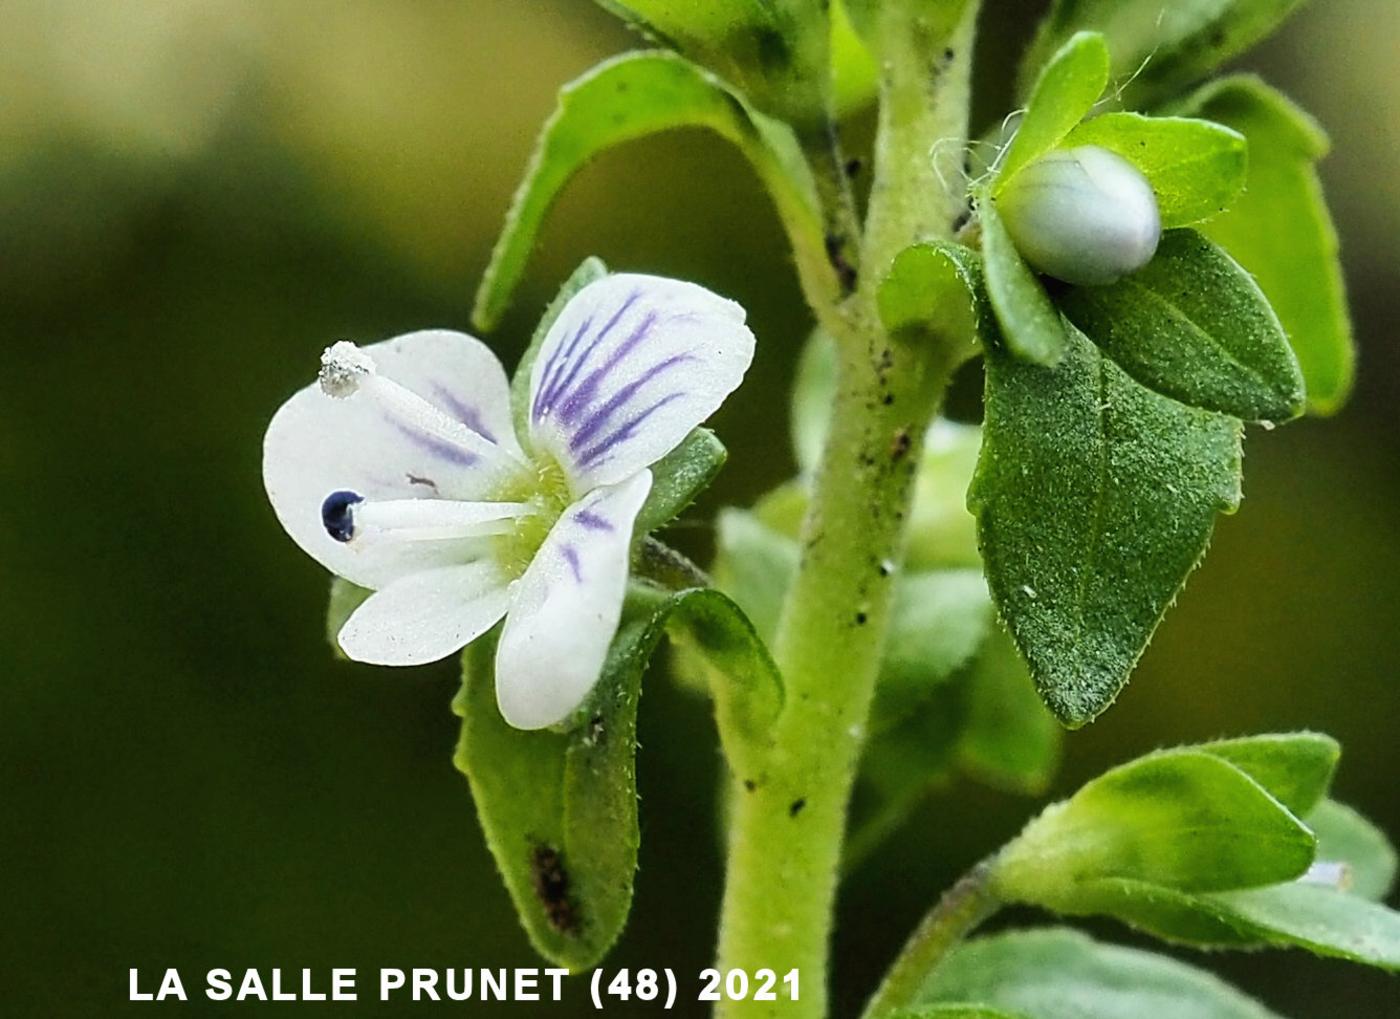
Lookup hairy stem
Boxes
[713,4,981,1016]
[860,861,1000,1019]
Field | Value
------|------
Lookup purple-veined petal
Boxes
[527,274,755,491]
[264,330,523,589]
[337,561,512,666]
[494,470,652,729]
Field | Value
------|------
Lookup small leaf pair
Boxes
[992,734,1400,972]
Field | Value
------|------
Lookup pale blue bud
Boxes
[997,145,1161,286]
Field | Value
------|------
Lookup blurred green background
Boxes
[1,1,1396,1015]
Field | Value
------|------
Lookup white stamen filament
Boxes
[319,341,522,468]
[354,498,536,542]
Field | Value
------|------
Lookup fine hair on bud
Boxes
[997,144,1161,286]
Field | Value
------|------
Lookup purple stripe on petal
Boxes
[567,351,693,452]
[556,311,658,426]
[533,315,593,420]
[560,544,583,583]
[572,509,614,532]
[432,385,496,442]
[389,418,479,467]
[577,391,686,469]
[535,291,642,421]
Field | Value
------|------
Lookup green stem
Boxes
[712,4,981,1016]
[859,861,1000,1019]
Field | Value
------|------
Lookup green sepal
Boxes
[1064,113,1247,227]
[473,51,821,331]
[324,576,371,661]
[509,257,609,449]
[1177,75,1354,414]
[972,323,1242,726]
[993,749,1316,913]
[1018,0,1306,109]
[454,583,779,969]
[996,32,1110,188]
[635,428,728,535]
[1058,229,1306,423]
[980,197,1068,366]
[922,928,1284,1019]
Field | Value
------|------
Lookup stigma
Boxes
[319,490,536,544]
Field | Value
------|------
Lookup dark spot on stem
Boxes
[825,233,858,294]
[789,798,807,817]
[855,612,868,625]
[845,157,863,179]
[744,779,758,792]
[890,428,912,461]
[882,393,895,406]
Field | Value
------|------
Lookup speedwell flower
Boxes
[263,274,755,729]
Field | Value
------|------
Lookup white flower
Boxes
[263,274,755,729]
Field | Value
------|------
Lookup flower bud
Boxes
[997,145,1161,286]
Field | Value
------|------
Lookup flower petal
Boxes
[527,274,755,491]
[494,470,653,729]
[337,561,511,666]
[264,330,521,589]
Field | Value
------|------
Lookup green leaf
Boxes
[996,32,1111,187]
[981,198,1068,366]
[1195,732,1339,817]
[454,585,778,969]
[877,240,986,344]
[1208,880,1400,970]
[994,750,1316,912]
[452,612,649,970]
[712,508,799,642]
[906,422,983,571]
[1178,75,1354,414]
[1058,229,1305,423]
[891,1006,1026,1019]
[955,627,1062,796]
[873,570,995,732]
[1064,113,1247,227]
[923,928,1284,1019]
[971,324,1243,726]
[1018,802,1400,954]
[831,0,879,116]
[473,51,821,331]
[324,576,371,661]
[594,0,829,125]
[1310,800,1398,901]
[1018,0,1306,108]
[791,328,838,473]
[635,428,728,535]
[509,257,609,446]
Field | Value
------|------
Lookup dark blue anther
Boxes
[321,490,364,543]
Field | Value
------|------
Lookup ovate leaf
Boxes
[873,570,994,732]
[1179,75,1354,414]
[712,508,799,643]
[996,32,1111,186]
[955,627,1062,796]
[473,51,821,330]
[454,585,778,969]
[453,613,649,970]
[877,239,986,344]
[1019,0,1306,108]
[993,750,1315,912]
[1208,880,1400,970]
[980,198,1068,366]
[1064,113,1247,227]
[972,324,1243,726]
[922,928,1283,1019]
[1059,229,1305,423]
